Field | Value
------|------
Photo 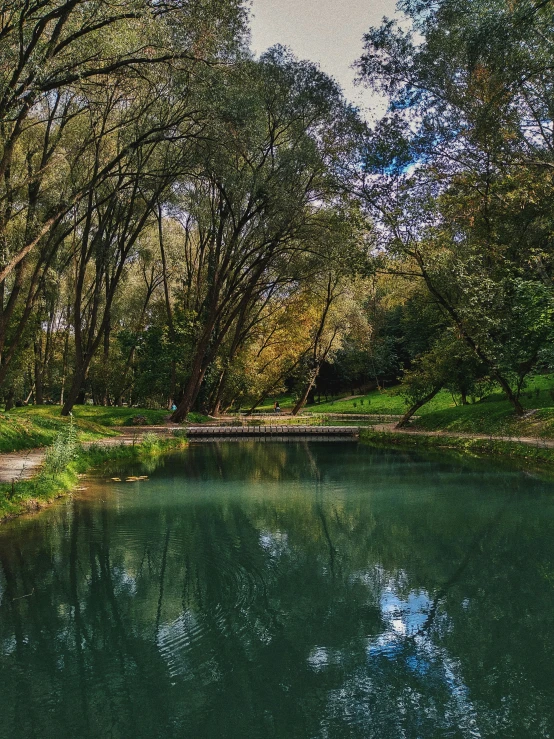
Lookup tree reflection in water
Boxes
[0,441,553,738]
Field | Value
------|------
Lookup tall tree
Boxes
[169,49,362,422]
[355,0,554,415]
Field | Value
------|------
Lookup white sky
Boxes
[249,0,400,121]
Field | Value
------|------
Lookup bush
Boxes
[44,417,78,473]
[140,432,159,448]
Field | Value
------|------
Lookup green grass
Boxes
[63,405,170,426]
[412,375,554,438]
[249,395,297,412]
[305,387,456,415]
[359,428,554,472]
[413,401,554,437]
[0,406,116,453]
[0,432,187,521]
[0,404,172,453]
[303,375,554,439]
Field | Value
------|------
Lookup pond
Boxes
[0,440,554,738]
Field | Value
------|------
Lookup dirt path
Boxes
[0,450,45,482]
[2,423,554,483]
[372,424,554,448]
[0,427,175,483]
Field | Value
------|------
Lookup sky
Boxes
[249,0,400,121]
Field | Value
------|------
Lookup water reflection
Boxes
[0,441,553,738]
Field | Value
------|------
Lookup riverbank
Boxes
[360,427,554,470]
[282,373,554,440]
[0,431,187,522]
[0,405,175,454]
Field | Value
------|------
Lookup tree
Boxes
[0,0,248,401]
[355,0,554,415]
[169,49,363,422]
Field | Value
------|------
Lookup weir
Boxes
[186,425,359,437]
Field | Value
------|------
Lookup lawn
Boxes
[66,405,170,426]
[0,405,169,453]
[249,395,297,412]
[299,375,554,438]
[304,387,454,415]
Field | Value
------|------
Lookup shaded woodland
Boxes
[1,0,554,421]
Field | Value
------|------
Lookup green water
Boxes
[1,441,554,738]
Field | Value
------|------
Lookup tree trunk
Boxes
[247,395,267,415]
[4,386,14,411]
[169,327,214,422]
[168,360,176,410]
[493,372,524,415]
[59,315,70,406]
[62,363,88,415]
[209,365,230,416]
[395,385,443,429]
[157,205,176,411]
[292,368,319,416]
[170,361,207,422]
[34,340,44,405]
[102,314,110,406]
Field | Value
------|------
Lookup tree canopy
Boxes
[1,0,553,418]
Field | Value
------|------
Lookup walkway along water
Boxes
[0,427,174,483]
[3,420,554,483]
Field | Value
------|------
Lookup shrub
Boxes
[44,417,78,473]
[140,432,159,448]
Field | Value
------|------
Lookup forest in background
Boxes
[1,0,553,425]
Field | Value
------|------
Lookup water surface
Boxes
[1,441,554,738]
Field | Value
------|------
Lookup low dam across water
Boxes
[186,425,359,437]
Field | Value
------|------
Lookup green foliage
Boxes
[186,412,211,423]
[356,0,554,413]
[43,416,78,473]
[0,434,187,520]
[360,429,554,470]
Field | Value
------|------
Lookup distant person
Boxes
[171,403,177,411]
[274,401,281,413]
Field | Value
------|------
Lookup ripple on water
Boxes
[157,610,203,679]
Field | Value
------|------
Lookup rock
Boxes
[131,415,148,425]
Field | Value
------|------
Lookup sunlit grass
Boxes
[0,432,187,520]
[0,404,167,453]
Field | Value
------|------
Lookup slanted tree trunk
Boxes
[291,274,339,417]
[247,395,267,415]
[157,205,176,410]
[210,368,228,416]
[395,385,443,428]
[170,329,213,422]
[414,250,525,417]
[292,367,319,416]
[492,372,524,416]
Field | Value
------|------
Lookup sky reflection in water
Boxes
[0,441,553,738]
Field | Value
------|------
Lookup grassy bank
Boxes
[301,374,554,439]
[0,406,121,453]
[0,405,212,454]
[0,429,187,521]
[359,428,554,469]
